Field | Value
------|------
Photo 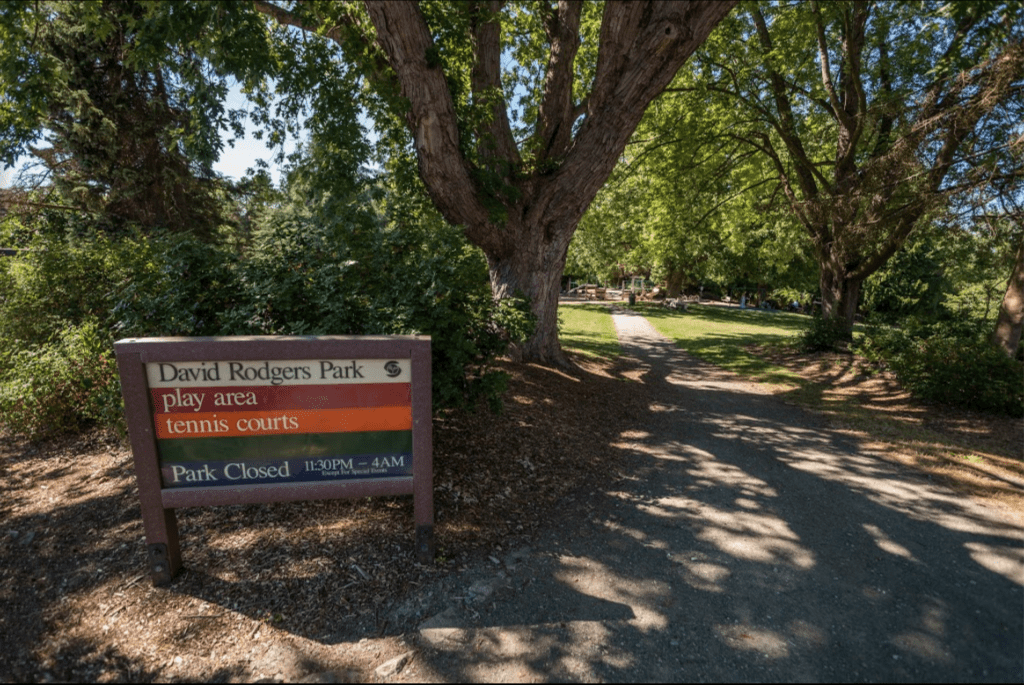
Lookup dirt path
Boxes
[400,308,1023,682]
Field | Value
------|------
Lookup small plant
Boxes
[799,315,851,352]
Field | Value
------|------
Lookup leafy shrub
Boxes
[226,194,532,411]
[800,315,851,352]
[0,228,144,438]
[862,239,946,323]
[0,229,149,347]
[0,186,531,439]
[110,186,532,411]
[859,322,1023,417]
[111,232,243,338]
[0,321,123,438]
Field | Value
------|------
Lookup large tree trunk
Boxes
[252,1,736,365]
[665,266,685,298]
[486,235,570,365]
[819,258,862,337]
[361,1,736,365]
[742,3,1024,355]
[991,236,1024,358]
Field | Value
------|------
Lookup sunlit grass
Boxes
[559,304,620,359]
[638,303,808,385]
[633,303,1023,510]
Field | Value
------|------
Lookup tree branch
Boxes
[809,1,850,129]
[0,197,100,214]
[536,0,582,161]
[251,1,398,101]
[469,1,521,166]
[832,1,870,178]
[868,40,894,159]
[528,1,736,247]
[749,4,828,198]
[363,1,498,248]
[727,130,815,235]
[917,7,982,122]
[690,175,778,232]
[587,1,647,116]
[924,40,1023,194]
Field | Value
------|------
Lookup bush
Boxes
[859,322,1023,417]
[227,196,531,411]
[0,229,149,347]
[111,232,243,338]
[112,187,532,412]
[0,187,531,439]
[0,321,123,438]
[0,228,144,438]
[800,315,851,352]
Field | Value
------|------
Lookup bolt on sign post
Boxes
[114,336,434,586]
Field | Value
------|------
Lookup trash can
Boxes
[628,291,636,306]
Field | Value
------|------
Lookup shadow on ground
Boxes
[404,311,1023,682]
[3,310,1020,682]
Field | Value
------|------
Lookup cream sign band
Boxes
[147,359,409,387]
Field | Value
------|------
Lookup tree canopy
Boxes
[568,78,817,298]
[3,1,740,364]
[0,0,246,235]
[3,0,1018,359]
[589,0,1022,335]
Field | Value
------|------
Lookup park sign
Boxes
[115,336,434,585]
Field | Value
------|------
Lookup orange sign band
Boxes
[155,407,413,439]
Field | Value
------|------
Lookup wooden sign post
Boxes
[114,336,434,586]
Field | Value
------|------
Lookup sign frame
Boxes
[114,335,434,585]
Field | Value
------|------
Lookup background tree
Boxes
[570,84,816,300]
[861,213,1022,332]
[0,0,241,237]
[671,0,1023,335]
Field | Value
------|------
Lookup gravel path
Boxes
[406,308,1023,682]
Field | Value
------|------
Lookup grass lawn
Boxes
[633,302,1023,512]
[638,303,810,385]
[558,304,620,359]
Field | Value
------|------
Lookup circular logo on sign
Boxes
[384,361,402,378]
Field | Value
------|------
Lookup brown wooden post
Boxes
[410,339,435,563]
[114,347,182,585]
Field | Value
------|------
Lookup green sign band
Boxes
[157,429,413,465]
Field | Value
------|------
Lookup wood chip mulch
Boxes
[3,345,1019,683]
[0,353,649,683]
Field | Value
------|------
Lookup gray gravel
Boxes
[409,309,1024,682]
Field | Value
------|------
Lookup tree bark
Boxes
[818,253,862,336]
[665,266,685,298]
[486,228,570,364]
[366,1,736,365]
[991,236,1024,358]
[737,3,1023,341]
